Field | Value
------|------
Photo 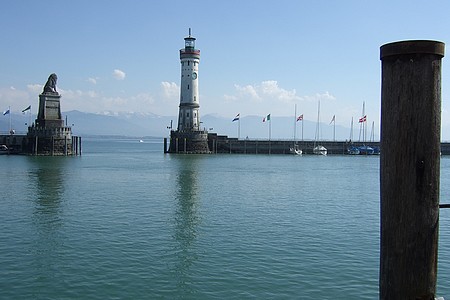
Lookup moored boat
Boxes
[0,144,9,155]
[313,101,327,156]
[347,146,360,155]
[313,145,327,156]
[290,144,302,155]
[358,145,374,155]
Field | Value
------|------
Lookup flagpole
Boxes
[269,116,271,155]
[301,118,304,143]
[294,104,297,143]
[9,106,11,134]
[334,117,336,142]
[238,118,240,140]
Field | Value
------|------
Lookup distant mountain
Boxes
[64,110,174,137]
[1,110,376,141]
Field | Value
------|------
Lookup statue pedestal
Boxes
[168,130,210,153]
[27,92,72,155]
[36,93,63,127]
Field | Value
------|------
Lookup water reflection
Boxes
[29,157,66,222]
[172,155,202,296]
[28,157,67,279]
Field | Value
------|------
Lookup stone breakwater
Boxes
[164,133,450,155]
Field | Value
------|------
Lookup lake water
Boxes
[1,137,450,299]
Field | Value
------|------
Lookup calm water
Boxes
[1,137,450,299]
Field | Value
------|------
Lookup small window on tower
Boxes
[187,61,190,66]
[188,85,190,90]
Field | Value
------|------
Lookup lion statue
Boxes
[43,73,58,94]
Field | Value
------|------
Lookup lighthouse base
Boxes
[168,130,210,154]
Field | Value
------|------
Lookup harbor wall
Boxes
[202,133,450,155]
[0,134,82,155]
[207,134,378,154]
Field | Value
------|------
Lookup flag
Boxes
[266,114,271,121]
[22,105,31,113]
[329,115,335,125]
[296,114,303,122]
[263,117,265,122]
[359,115,367,123]
[2,109,10,116]
[232,113,240,122]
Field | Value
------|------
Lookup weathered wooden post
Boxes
[380,40,445,299]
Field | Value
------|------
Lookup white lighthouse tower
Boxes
[169,29,210,153]
[177,28,201,131]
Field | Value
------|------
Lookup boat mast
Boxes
[8,106,11,133]
[314,101,320,147]
[293,104,297,145]
[370,121,375,142]
[350,117,353,142]
[363,101,366,144]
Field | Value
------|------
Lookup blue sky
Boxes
[1,0,450,138]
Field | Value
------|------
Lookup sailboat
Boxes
[313,101,327,156]
[369,121,380,155]
[290,104,302,155]
[357,101,374,155]
[347,117,360,155]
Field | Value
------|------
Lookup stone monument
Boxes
[27,73,75,155]
[35,73,64,128]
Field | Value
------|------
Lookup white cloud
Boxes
[234,84,261,100]
[260,80,300,102]
[0,86,30,107]
[161,81,179,99]
[209,80,340,119]
[88,77,98,84]
[223,94,238,102]
[303,91,336,102]
[27,84,43,94]
[112,69,126,80]
[232,81,302,103]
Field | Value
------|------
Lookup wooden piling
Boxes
[379,40,445,299]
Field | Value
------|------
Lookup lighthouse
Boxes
[168,29,210,153]
[177,28,201,131]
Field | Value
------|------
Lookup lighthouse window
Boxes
[187,112,190,117]
[188,85,190,90]
[194,96,196,101]
[187,61,190,66]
